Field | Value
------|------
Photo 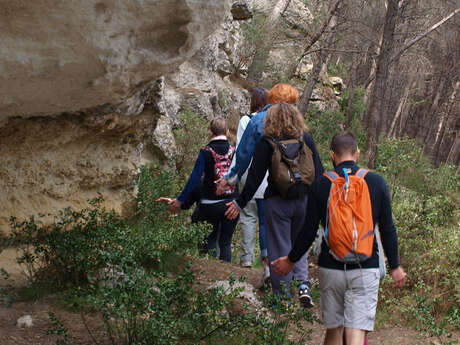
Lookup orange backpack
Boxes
[322,168,374,263]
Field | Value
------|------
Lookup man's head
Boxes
[268,83,299,105]
[330,132,360,166]
[210,117,227,137]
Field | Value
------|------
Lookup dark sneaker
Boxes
[298,284,314,308]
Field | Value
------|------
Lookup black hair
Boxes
[330,132,358,156]
[250,88,269,113]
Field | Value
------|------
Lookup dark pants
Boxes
[199,201,238,262]
[265,195,310,295]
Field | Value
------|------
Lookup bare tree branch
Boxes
[391,7,460,61]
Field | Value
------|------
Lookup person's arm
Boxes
[377,178,399,270]
[235,139,271,210]
[236,116,250,146]
[376,176,406,288]
[304,133,324,179]
[225,140,271,220]
[228,116,251,173]
[177,151,206,204]
[180,182,202,210]
[223,117,260,185]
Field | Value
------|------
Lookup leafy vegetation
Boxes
[375,137,459,341]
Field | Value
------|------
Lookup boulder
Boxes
[16,315,33,328]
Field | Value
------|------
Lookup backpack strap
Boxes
[355,168,369,179]
[322,171,340,245]
[204,145,235,161]
[323,171,339,181]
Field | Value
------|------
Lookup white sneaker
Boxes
[262,265,270,284]
[240,261,252,268]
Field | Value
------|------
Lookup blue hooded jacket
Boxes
[224,104,272,184]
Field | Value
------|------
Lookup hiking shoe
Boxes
[262,265,270,282]
[298,284,314,308]
[258,265,270,288]
[240,261,252,268]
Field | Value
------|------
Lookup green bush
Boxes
[5,163,317,344]
[375,138,460,338]
[173,108,210,183]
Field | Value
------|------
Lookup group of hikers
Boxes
[157,83,406,345]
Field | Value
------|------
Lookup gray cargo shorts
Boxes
[318,267,380,331]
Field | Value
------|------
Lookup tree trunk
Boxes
[346,57,359,129]
[365,0,399,168]
[288,0,343,78]
[297,51,323,116]
[434,81,459,166]
[297,0,341,116]
[388,81,410,138]
[422,76,446,155]
[246,0,292,84]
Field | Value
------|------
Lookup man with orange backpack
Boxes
[272,132,406,345]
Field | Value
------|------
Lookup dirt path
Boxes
[0,250,455,345]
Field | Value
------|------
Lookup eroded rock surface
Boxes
[0,0,232,234]
[0,0,230,122]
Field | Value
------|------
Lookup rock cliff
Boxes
[0,0,231,234]
[0,0,343,234]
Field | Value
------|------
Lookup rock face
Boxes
[0,0,233,234]
[0,0,230,122]
[0,0,342,234]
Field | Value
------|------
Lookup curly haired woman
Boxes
[225,102,323,304]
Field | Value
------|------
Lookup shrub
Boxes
[173,107,209,180]
[375,137,460,338]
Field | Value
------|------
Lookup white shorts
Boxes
[318,267,380,331]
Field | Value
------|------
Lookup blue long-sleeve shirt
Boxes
[224,104,272,184]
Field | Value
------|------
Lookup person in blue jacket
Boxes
[217,83,301,194]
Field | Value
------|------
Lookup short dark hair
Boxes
[250,88,269,113]
[210,117,227,136]
[330,132,358,156]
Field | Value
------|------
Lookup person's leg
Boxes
[344,328,365,345]
[239,199,258,266]
[291,194,309,284]
[255,198,267,259]
[319,267,347,343]
[265,196,294,295]
[256,198,270,285]
[343,331,368,345]
[198,203,221,257]
[218,215,238,263]
[343,268,379,345]
[205,221,220,257]
[324,326,344,345]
